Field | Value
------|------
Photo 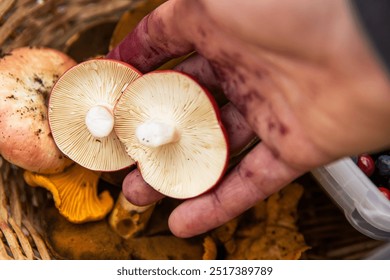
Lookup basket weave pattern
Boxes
[0,0,141,52]
[0,0,142,260]
[0,157,52,259]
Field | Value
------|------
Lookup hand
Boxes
[107,0,390,237]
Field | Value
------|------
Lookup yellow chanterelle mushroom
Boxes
[24,164,113,223]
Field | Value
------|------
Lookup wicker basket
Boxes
[0,0,144,260]
[0,0,385,260]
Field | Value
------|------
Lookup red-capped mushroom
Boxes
[114,71,229,199]
[48,59,141,171]
[0,47,76,174]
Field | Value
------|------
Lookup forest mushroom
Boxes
[114,71,229,199]
[109,192,155,239]
[0,47,115,224]
[0,47,76,174]
[48,59,141,171]
[24,164,113,223]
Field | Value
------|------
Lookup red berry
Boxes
[378,187,390,200]
[357,154,375,177]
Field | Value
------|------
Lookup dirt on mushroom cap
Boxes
[0,47,76,174]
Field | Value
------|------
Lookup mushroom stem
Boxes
[136,121,180,148]
[85,105,114,138]
[109,193,155,239]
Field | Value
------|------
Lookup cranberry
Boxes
[357,154,375,177]
[378,187,390,200]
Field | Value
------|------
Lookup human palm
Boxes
[107,0,390,237]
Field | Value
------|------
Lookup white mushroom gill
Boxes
[85,105,114,138]
[48,59,140,171]
[135,121,180,148]
[113,71,229,198]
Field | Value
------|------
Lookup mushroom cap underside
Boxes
[48,59,141,171]
[114,71,229,199]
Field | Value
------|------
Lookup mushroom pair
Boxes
[0,47,114,223]
[49,59,229,199]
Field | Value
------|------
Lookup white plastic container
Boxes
[311,157,390,241]
[365,242,390,259]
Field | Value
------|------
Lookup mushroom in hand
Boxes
[48,59,141,171]
[0,47,76,174]
[114,71,229,199]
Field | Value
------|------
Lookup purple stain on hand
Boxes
[198,26,207,38]
[268,121,276,131]
[106,12,190,72]
[279,122,289,136]
[106,15,162,72]
[245,170,254,178]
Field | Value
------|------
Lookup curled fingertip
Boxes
[122,169,165,206]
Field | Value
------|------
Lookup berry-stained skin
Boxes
[107,0,390,237]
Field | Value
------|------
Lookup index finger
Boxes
[106,0,195,72]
